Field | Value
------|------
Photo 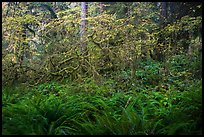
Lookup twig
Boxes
[125,96,132,108]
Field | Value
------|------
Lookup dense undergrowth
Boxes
[2,53,202,135]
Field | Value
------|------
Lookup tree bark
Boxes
[99,2,104,14]
[160,2,167,25]
[80,2,88,54]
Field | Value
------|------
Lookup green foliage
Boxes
[136,59,161,85]
[3,71,202,135]
[2,2,202,135]
[169,54,189,72]
[2,85,32,106]
[36,81,63,95]
[76,77,116,95]
[158,80,202,135]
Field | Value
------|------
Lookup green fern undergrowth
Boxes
[2,56,202,135]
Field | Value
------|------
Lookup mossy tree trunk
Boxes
[80,2,88,55]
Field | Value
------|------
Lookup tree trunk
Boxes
[160,2,167,26]
[80,2,88,54]
[79,2,89,77]
[169,2,176,23]
[99,2,104,14]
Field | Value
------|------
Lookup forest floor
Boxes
[2,54,202,135]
